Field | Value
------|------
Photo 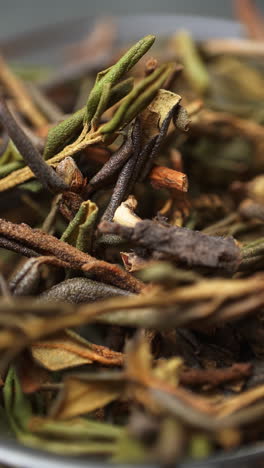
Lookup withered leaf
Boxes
[140,89,181,144]
[50,374,123,419]
[31,329,124,371]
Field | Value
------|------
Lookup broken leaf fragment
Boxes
[140,88,181,143]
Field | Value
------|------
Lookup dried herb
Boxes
[0,18,264,466]
[39,278,130,304]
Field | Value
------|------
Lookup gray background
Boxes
[0,0,264,40]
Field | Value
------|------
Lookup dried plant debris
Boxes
[0,9,264,464]
[99,219,241,273]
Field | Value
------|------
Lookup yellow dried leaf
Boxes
[31,330,124,371]
[50,378,122,419]
[31,342,92,371]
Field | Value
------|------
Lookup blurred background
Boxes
[0,0,264,40]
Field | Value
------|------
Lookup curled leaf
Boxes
[61,200,98,253]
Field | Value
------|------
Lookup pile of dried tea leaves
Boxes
[0,2,264,464]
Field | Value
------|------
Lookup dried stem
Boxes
[86,133,133,194]
[201,38,264,57]
[0,98,68,193]
[0,55,48,129]
[0,218,143,293]
[149,165,188,192]
[102,120,141,221]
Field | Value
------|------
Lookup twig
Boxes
[0,235,39,258]
[180,363,252,387]
[99,219,241,273]
[86,132,133,194]
[149,165,188,192]
[201,38,264,57]
[25,82,63,123]
[0,55,48,129]
[0,217,143,292]
[0,98,68,193]
[102,120,141,221]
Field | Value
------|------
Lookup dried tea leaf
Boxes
[86,35,155,125]
[31,329,124,371]
[140,89,181,143]
[50,375,123,419]
[31,337,92,371]
[39,278,131,304]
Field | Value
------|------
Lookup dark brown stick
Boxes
[0,98,68,193]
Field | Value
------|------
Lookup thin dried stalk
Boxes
[0,98,68,193]
[0,55,48,129]
[0,218,143,293]
[202,38,264,57]
[0,131,102,192]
